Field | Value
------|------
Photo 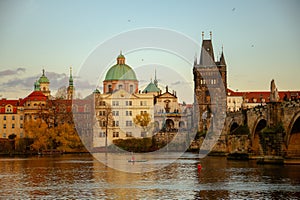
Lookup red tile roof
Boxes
[0,99,22,114]
[227,88,300,103]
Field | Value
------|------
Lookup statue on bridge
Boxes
[270,79,280,102]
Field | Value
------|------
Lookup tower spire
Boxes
[69,67,73,86]
[154,68,158,87]
[202,31,204,40]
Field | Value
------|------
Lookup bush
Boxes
[113,138,154,152]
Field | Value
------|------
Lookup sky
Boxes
[0,0,299,103]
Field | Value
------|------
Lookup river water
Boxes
[0,153,299,199]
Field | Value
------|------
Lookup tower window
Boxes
[130,85,134,93]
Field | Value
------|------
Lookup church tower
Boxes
[67,67,74,100]
[38,69,51,97]
[193,32,227,132]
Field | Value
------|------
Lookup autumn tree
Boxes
[25,118,84,153]
[133,112,152,137]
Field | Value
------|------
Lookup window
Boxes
[113,132,119,138]
[126,111,132,116]
[140,111,147,115]
[99,121,106,127]
[6,105,12,113]
[130,85,134,93]
[140,101,147,106]
[99,111,106,116]
[20,116,23,120]
[20,132,23,138]
[112,121,119,127]
[12,124,15,129]
[126,121,132,127]
[126,132,132,137]
[20,124,23,129]
[3,116,6,120]
[3,124,6,129]
[126,101,132,106]
[112,111,119,116]
[3,133,6,138]
[108,85,112,92]
[12,116,15,120]
[99,132,106,137]
[112,101,119,106]
[118,85,123,90]
[99,101,106,106]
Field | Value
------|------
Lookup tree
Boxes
[133,112,151,137]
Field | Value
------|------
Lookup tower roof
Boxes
[104,53,137,81]
[38,69,50,83]
[199,32,215,66]
[219,51,226,66]
[142,81,160,93]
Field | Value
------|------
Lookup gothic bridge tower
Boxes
[193,32,227,132]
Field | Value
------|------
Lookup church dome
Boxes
[104,53,137,81]
[38,69,49,83]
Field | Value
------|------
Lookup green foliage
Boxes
[261,122,285,135]
[113,138,154,152]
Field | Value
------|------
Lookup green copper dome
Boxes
[104,53,137,81]
[38,69,49,83]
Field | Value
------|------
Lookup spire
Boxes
[210,31,212,40]
[42,69,45,76]
[69,67,73,86]
[201,31,204,40]
[220,47,226,66]
[194,53,198,65]
[154,69,158,87]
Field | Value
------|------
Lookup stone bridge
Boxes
[221,100,300,157]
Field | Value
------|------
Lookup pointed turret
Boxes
[194,54,198,66]
[219,51,226,66]
[67,67,74,100]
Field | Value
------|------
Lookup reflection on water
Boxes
[0,153,299,199]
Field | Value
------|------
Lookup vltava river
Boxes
[0,153,299,199]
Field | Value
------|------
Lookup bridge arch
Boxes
[286,112,300,156]
[229,121,239,134]
[251,117,267,154]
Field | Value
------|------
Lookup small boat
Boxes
[128,159,148,162]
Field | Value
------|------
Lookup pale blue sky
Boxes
[0,0,299,102]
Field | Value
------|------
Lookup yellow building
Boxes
[0,99,24,138]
